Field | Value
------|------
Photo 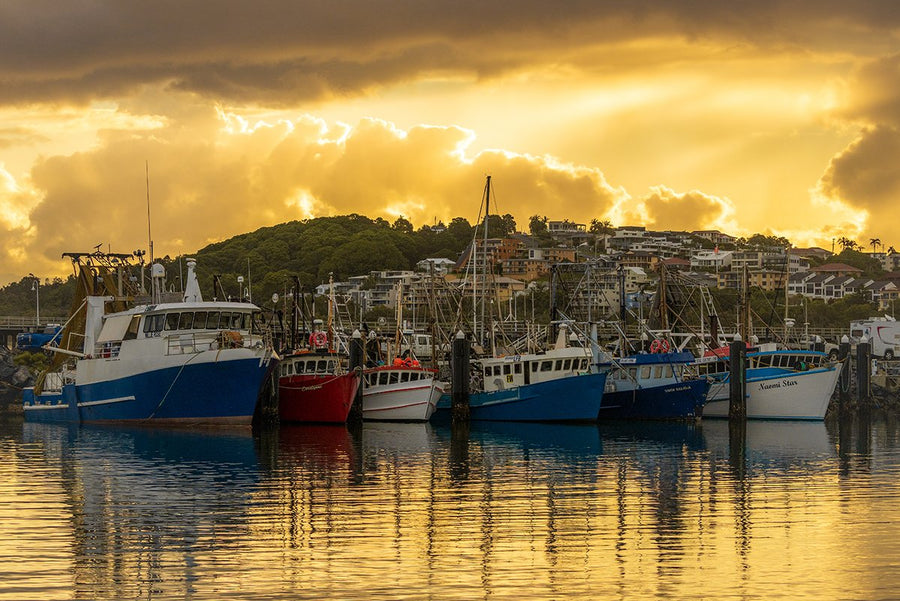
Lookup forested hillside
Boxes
[0,214,485,318]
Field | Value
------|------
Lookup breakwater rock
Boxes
[0,346,30,413]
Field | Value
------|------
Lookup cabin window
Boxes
[230,313,243,329]
[555,360,563,371]
[124,315,142,340]
[628,368,638,380]
[326,361,336,372]
[581,359,589,370]
[142,314,156,333]
[641,366,652,379]
[514,364,522,374]
[484,367,491,378]
[218,312,233,329]
[401,372,410,383]
[162,313,178,330]
[202,311,217,329]
[285,363,293,376]
[178,312,194,330]
[563,359,572,371]
[653,366,664,378]
[389,372,399,385]
[531,362,539,372]
[193,312,207,329]
[541,361,553,372]
[503,364,511,375]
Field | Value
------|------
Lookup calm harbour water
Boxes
[1,414,899,600]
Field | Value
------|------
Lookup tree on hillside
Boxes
[833,248,884,276]
[744,233,790,249]
[529,215,548,236]
[392,217,413,234]
[483,213,517,238]
[446,217,474,246]
[870,237,882,255]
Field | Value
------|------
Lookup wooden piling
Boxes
[856,340,871,407]
[451,330,470,423]
[728,339,747,421]
[347,329,364,424]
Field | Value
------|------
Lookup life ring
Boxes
[649,338,670,353]
[309,331,328,348]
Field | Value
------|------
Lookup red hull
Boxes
[278,372,360,423]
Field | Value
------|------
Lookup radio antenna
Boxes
[145,160,154,264]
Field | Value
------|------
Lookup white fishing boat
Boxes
[362,363,446,421]
[698,349,840,420]
[22,252,276,425]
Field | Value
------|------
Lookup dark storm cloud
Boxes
[1,0,896,105]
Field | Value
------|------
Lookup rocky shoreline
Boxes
[0,346,32,415]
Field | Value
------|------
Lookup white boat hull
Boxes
[702,366,840,420]
[362,378,446,422]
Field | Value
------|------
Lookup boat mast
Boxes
[784,244,791,345]
[327,273,335,352]
[146,161,153,264]
[394,282,403,360]
[481,175,492,347]
[741,265,751,342]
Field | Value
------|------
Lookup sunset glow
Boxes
[0,1,895,282]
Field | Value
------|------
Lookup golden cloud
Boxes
[9,110,628,281]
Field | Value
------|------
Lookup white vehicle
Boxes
[850,316,900,360]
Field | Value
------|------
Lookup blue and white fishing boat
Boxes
[434,327,610,422]
[599,349,709,419]
[696,348,839,420]
[23,253,275,425]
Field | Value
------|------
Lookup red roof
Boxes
[810,262,862,273]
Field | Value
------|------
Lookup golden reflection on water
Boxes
[1,417,900,600]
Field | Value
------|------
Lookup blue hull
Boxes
[434,371,607,422]
[23,357,270,425]
[598,378,709,420]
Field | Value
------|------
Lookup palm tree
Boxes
[889,246,897,255]
[870,237,882,255]
[589,218,615,252]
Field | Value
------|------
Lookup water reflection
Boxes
[2,415,900,600]
[15,423,260,600]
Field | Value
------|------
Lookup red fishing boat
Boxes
[278,337,361,423]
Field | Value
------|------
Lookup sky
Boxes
[1,1,899,284]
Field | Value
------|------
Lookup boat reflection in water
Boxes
[700,419,835,469]
[18,422,261,600]
[10,414,900,601]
